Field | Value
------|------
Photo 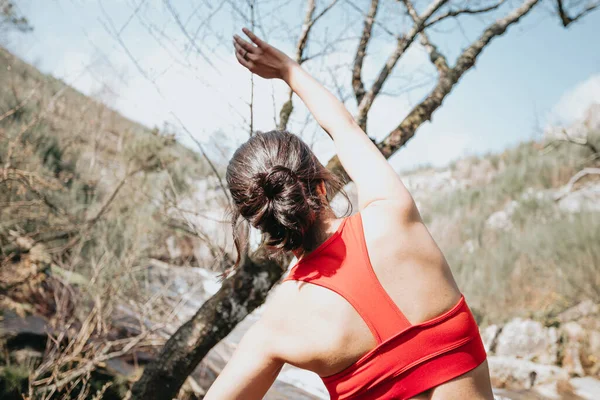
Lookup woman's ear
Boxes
[316,180,327,199]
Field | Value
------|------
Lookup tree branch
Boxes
[171,113,231,203]
[424,0,507,28]
[85,167,144,226]
[326,0,541,179]
[352,0,379,105]
[403,0,450,76]
[163,0,218,71]
[554,167,600,199]
[355,0,449,130]
[377,0,540,158]
[556,0,600,26]
[279,0,340,130]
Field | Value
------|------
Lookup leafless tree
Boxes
[129,0,600,398]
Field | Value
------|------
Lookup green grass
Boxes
[0,365,30,399]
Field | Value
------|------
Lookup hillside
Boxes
[0,46,224,399]
[405,127,600,323]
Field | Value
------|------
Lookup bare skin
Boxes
[204,28,494,400]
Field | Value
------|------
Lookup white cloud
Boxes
[551,73,600,124]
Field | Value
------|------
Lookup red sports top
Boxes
[282,212,487,400]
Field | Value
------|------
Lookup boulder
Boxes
[495,318,559,364]
[488,356,568,390]
[486,201,518,231]
[570,376,600,399]
[561,322,586,376]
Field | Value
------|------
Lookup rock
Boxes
[533,381,563,399]
[495,319,559,364]
[0,311,50,350]
[401,168,469,196]
[482,325,502,353]
[563,345,585,377]
[562,321,586,342]
[488,356,569,390]
[451,158,497,186]
[493,388,547,399]
[569,376,600,399]
[555,302,600,376]
[558,182,600,213]
[486,201,518,231]
[587,331,600,371]
[560,321,586,376]
[492,393,518,400]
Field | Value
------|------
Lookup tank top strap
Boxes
[283,212,411,343]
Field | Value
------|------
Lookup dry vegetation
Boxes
[0,46,217,399]
[417,138,600,324]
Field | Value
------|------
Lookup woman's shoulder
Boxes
[359,198,421,225]
[356,200,423,244]
[256,279,356,366]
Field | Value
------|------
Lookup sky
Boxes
[3,0,600,171]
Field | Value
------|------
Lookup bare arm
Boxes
[203,320,284,400]
[233,28,418,214]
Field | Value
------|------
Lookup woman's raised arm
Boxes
[233,28,417,215]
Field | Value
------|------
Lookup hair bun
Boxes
[261,165,298,200]
[247,163,313,250]
[226,130,350,264]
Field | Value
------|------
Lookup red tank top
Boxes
[282,212,487,400]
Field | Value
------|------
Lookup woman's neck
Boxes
[292,207,340,260]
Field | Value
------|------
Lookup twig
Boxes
[170,113,231,203]
[554,168,600,200]
[424,0,507,28]
[556,0,600,26]
[0,87,37,122]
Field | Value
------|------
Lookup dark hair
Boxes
[226,130,347,267]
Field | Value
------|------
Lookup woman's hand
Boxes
[233,28,296,80]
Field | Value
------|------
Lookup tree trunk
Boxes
[130,250,285,399]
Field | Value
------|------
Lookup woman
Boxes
[205,28,493,400]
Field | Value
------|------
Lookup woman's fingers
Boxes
[242,27,265,48]
[234,45,253,70]
[234,41,257,62]
[233,28,266,72]
[233,34,258,54]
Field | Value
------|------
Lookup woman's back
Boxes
[264,204,492,399]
